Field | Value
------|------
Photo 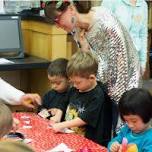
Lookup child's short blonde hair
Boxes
[0,101,13,138]
[0,141,34,152]
[67,51,98,78]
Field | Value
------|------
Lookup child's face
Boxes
[48,75,69,93]
[69,75,96,92]
[123,115,150,133]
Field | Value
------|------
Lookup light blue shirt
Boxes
[102,0,148,72]
[108,125,152,152]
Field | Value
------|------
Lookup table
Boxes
[0,55,50,97]
[0,55,50,71]
[13,113,107,152]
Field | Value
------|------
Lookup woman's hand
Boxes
[20,93,41,109]
[78,29,90,52]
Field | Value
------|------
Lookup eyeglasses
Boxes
[54,12,64,25]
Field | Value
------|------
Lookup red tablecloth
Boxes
[13,112,107,152]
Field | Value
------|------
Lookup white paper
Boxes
[46,143,73,152]
[22,125,32,129]
[62,128,75,134]
[0,58,14,64]
[23,138,32,144]
[38,109,50,118]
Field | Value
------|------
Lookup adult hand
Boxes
[79,29,90,52]
[20,93,41,109]
[140,66,146,76]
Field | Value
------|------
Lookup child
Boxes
[0,102,34,151]
[51,51,112,146]
[0,141,34,152]
[38,58,70,123]
[108,88,152,152]
[0,101,13,138]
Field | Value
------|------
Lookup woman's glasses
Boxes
[54,13,64,25]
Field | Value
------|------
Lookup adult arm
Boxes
[101,0,117,13]
[139,3,148,75]
[0,78,24,105]
[0,78,41,108]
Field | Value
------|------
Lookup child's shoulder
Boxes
[96,81,111,99]
[68,86,77,93]
[144,127,152,137]
[43,90,56,96]
[97,81,106,90]
[142,128,152,146]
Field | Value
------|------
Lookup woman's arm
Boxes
[139,3,148,75]
[0,78,24,105]
[0,78,41,108]
[101,0,117,13]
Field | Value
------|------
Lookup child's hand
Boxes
[51,123,65,133]
[110,141,121,152]
[48,108,58,116]
[12,118,20,132]
[49,109,62,123]
[50,115,60,123]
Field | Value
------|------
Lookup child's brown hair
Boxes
[47,58,68,78]
[67,51,98,78]
[0,101,13,138]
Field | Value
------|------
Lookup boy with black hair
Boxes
[38,58,70,123]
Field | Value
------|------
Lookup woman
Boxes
[102,0,148,76]
[44,0,140,133]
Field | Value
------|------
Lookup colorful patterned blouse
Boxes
[85,7,140,102]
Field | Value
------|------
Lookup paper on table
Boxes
[38,109,50,119]
[0,58,14,64]
[46,143,73,152]
[48,125,75,134]
[62,128,75,134]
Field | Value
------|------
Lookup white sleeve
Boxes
[0,78,25,105]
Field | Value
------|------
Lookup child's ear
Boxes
[89,74,96,80]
